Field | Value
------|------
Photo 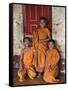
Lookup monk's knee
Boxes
[17,69,26,82]
[27,67,37,79]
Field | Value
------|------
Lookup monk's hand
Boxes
[33,49,37,56]
[24,65,29,69]
[18,67,23,72]
[48,68,52,72]
[33,49,36,53]
[44,38,50,42]
[46,66,52,72]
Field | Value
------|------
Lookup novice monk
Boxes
[43,39,60,83]
[32,17,51,77]
[18,37,36,82]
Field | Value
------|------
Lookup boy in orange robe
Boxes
[43,39,60,83]
[18,37,36,82]
[32,17,51,77]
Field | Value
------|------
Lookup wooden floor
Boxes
[13,69,66,86]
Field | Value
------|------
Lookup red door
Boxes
[24,4,52,35]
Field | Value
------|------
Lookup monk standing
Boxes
[32,17,51,77]
[43,39,60,83]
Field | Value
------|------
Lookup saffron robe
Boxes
[32,27,51,72]
[23,47,34,67]
[43,48,60,83]
[18,47,36,82]
[23,47,36,79]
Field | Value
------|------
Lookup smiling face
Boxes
[39,19,46,28]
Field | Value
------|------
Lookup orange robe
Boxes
[43,48,60,83]
[18,47,36,82]
[23,47,36,79]
[32,27,51,72]
[23,47,34,67]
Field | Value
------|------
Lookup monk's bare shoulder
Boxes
[20,48,25,55]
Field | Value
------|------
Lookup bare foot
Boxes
[53,79,60,83]
[29,75,34,80]
[18,79,24,82]
[49,79,60,83]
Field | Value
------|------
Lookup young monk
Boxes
[18,37,36,82]
[32,17,51,77]
[43,39,60,83]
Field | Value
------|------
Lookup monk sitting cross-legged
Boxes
[43,39,60,83]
